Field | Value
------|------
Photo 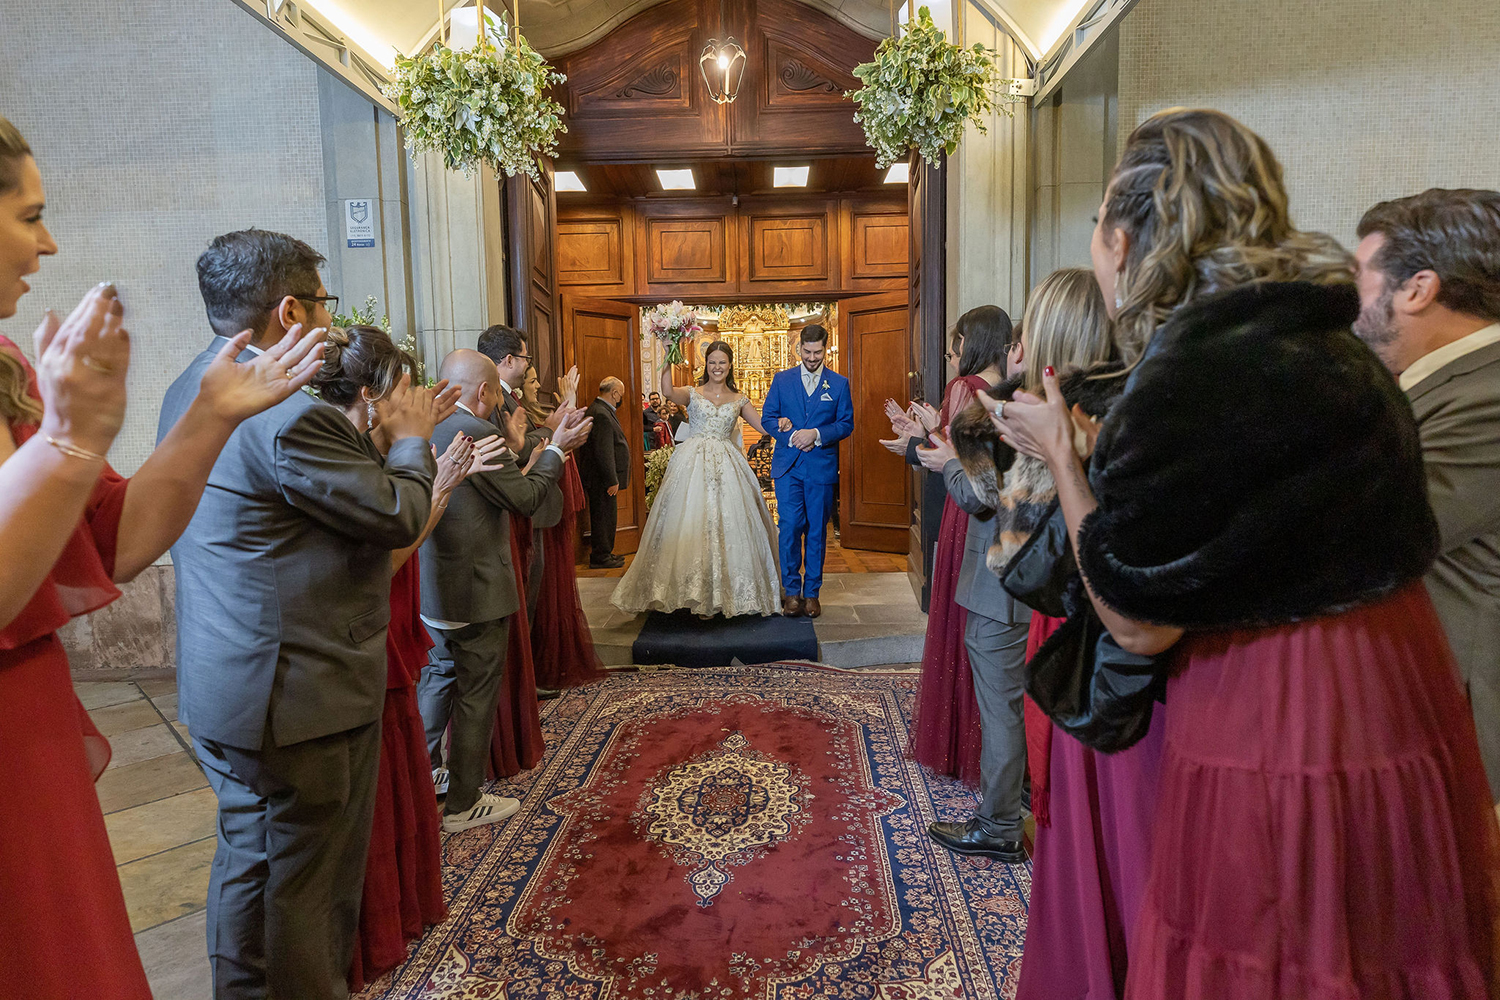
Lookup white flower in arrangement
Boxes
[644,301,703,366]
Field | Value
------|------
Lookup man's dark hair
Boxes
[476,324,528,364]
[649,391,661,399]
[1357,188,1500,323]
[196,230,325,338]
[954,304,1014,377]
[799,324,829,346]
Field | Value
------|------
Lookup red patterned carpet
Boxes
[359,664,1029,999]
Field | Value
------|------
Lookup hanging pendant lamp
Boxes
[699,0,745,104]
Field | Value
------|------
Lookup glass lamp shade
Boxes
[699,37,746,104]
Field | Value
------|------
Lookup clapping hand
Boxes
[883,397,905,426]
[467,434,507,476]
[556,365,581,409]
[198,323,327,426]
[502,402,529,451]
[910,401,940,433]
[432,433,476,498]
[979,368,1076,464]
[375,373,442,443]
[33,282,132,455]
[549,404,593,453]
[914,432,956,471]
[432,381,462,425]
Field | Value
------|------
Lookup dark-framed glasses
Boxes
[298,293,340,314]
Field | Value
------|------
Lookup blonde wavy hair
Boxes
[1,116,42,426]
[1020,267,1115,394]
[1103,108,1352,365]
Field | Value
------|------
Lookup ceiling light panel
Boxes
[773,165,810,187]
[656,168,696,190]
[884,162,910,184]
[555,170,586,192]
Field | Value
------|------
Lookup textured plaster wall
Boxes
[1116,0,1500,247]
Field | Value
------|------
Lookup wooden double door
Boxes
[560,291,912,557]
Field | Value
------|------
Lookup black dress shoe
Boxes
[590,554,625,568]
[927,819,1027,863]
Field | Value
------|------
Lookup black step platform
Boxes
[630,609,818,668]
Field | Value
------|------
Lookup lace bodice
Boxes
[685,390,744,441]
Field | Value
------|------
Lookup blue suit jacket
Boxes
[760,366,854,485]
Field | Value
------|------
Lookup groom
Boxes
[761,324,854,618]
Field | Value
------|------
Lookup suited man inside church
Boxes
[761,324,853,618]
[579,375,631,568]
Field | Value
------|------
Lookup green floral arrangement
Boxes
[385,13,566,181]
[644,446,674,511]
[847,6,1019,168]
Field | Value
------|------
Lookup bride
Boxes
[611,340,782,617]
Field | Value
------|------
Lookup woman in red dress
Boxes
[308,326,509,989]
[885,306,1013,783]
[996,108,1500,998]
[0,117,325,994]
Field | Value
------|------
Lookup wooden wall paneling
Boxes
[741,199,836,290]
[563,295,646,553]
[838,290,912,552]
[505,164,561,387]
[554,0,728,160]
[730,0,876,156]
[642,200,734,288]
[842,196,909,290]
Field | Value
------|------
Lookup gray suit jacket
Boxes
[944,458,1029,626]
[493,392,563,528]
[158,338,436,750]
[1409,341,1500,722]
[420,407,564,624]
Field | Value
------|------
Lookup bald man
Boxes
[417,350,592,832]
[580,375,631,567]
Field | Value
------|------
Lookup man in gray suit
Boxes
[1354,188,1500,806]
[477,324,565,620]
[418,349,592,832]
[159,230,440,999]
[913,432,1030,863]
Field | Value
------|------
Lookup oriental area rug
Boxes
[359,664,1030,999]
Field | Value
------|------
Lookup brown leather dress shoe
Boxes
[803,597,822,619]
[782,594,803,617]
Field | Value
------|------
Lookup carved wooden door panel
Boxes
[838,290,911,553]
[506,163,560,388]
[907,153,946,607]
[562,295,645,554]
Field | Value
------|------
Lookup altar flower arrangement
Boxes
[847,5,1019,168]
[644,301,703,367]
[385,11,566,181]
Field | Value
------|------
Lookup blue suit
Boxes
[760,365,854,598]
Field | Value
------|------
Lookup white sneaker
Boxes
[432,767,449,796]
[442,792,520,833]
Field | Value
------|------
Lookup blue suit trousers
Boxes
[774,473,836,598]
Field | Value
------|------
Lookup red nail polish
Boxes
[1044,366,1055,377]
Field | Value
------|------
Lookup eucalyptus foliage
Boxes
[848,6,1018,168]
[386,14,566,181]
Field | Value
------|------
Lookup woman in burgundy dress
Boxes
[885,305,1013,784]
[309,325,507,989]
[0,117,325,994]
[996,108,1500,998]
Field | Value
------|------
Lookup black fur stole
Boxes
[1076,281,1439,630]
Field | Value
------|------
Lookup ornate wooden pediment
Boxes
[554,0,877,160]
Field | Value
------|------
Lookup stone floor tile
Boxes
[135,910,210,1000]
[89,698,165,737]
[137,678,178,698]
[117,836,215,932]
[850,603,929,626]
[105,787,220,864]
[75,681,144,711]
[152,693,180,722]
[107,724,186,770]
[95,752,209,815]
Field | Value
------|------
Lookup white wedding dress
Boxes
[611,389,782,617]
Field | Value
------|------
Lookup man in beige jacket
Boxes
[1353,188,1500,808]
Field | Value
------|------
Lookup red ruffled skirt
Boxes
[531,460,606,690]
[908,495,982,785]
[1127,582,1500,999]
[489,519,545,778]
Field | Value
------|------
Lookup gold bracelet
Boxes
[46,435,107,462]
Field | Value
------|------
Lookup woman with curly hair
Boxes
[997,107,1500,998]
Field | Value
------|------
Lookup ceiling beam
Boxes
[233,0,397,112]
[1032,0,1137,102]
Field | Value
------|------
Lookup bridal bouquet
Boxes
[644,301,702,367]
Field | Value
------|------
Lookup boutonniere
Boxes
[822,379,830,390]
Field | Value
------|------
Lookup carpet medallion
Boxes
[361,665,1029,1000]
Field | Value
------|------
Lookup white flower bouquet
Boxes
[644,301,703,367]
